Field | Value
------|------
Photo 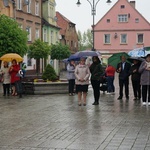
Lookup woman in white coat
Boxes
[0,61,10,96]
[74,57,90,106]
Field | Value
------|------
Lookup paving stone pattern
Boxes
[0,77,150,150]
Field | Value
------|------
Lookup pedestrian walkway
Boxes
[0,76,150,150]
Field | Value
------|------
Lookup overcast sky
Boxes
[55,0,150,33]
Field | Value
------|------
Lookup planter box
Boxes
[22,81,68,95]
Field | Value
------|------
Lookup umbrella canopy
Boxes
[68,50,101,61]
[128,47,150,57]
[108,52,130,68]
[127,57,145,63]
[0,53,23,62]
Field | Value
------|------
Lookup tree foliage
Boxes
[51,42,71,60]
[42,64,58,81]
[0,14,28,57]
[77,29,93,51]
[28,39,50,59]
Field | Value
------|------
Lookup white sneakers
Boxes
[106,92,111,95]
[142,102,146,105]
[142,102,150,106]
[106,92,115,95]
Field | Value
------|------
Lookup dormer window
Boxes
[121,5,125,9]
[135,18,139,23]
[107,19,110,23]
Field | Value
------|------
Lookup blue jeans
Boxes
[106,76,115,93]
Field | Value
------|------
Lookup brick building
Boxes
[56,11,78,54]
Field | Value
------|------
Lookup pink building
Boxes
[94,0,150,55]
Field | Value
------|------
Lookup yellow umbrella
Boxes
[0,53,23,62]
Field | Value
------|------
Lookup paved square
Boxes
[0,77,150,150]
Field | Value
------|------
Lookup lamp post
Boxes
[76,0,112,51]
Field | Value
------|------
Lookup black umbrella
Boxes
[127,57,144,63]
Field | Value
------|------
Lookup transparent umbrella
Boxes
[128,47,150,57]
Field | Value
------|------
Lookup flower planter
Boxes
[22,80,68,95]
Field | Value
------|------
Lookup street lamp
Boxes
[76,0,112,51]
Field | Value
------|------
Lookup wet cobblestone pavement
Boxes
[0,78,150,150]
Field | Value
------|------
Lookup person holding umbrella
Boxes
[129,58,142,100]
[116,55,131,100]
[139,54,150,105]
[9,59,20,96]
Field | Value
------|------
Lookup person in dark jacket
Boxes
[116,55,131,100]
[139,54,150,105]
[129,59,141,100]
[90,56,103,105]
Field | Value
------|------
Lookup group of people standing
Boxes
[67,56,104,106]
[67,56,103,106]
[0,59,21,97]
[67,53,150,106]
[116,54,150,105]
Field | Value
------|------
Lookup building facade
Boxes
[56,11,78,54]
[94,0,150,55]
[0,0,42,73]
[15,0,42,72]
[42,0,60,74]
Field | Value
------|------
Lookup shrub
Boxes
[42,64,58,81]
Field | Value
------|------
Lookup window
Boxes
[26,27,31,41]
[50,31,53,44]
[74,42,77,48]
[107,19,110,23]
[35,28,39,39]
[71,41,73,47]
[17,0,22,10]
[137,34,143,43]
[27,56,32,66]
[118,14,128,22]
[18,24,23,29]
[55,32,58,42]
[48,6,54,18]
[104,34,110,44]
[35,1,39,16]
[135,18,139,23]
[43,28,47,42]
[121,34,127,44]
[27,0,31,13]
[121,5,125,9]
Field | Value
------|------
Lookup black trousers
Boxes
[132,80,141,98]
[68,79,75,93]
[142,85,150,102]
[3,83,10,95]
[119,78,129,98]
[91,80,101,103]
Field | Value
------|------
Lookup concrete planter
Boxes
[22,80,68,95]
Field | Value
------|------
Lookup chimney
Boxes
[130,1,135,8]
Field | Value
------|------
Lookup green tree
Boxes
[51,42,71,76]
[51,42,70,60]
[77,29,92,51]
[0,14,28,57]
[28,39,50,74]
[42,64,58,81]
